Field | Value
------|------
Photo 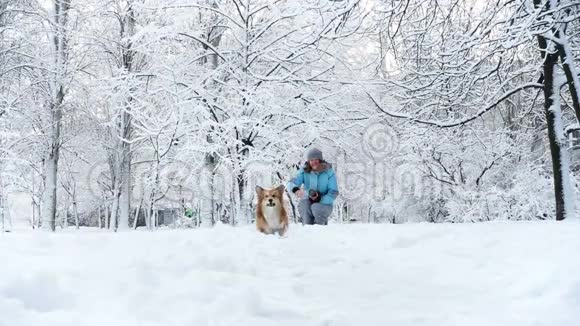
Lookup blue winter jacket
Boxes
[287,162,339,205]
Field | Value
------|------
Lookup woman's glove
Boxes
[308,189,321,203]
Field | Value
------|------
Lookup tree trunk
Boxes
[63,197,69,229]
[199,2,224,227]
[41,0,69,231]
[555,19,580,123]
[31,173,38,229]
[104,206,109,229]
[133,198,142,229]
[0,185,5,233]
[41,94,64,232]
[535,0,577,220]
[110,187,120,231]
[144,203,151,229]
[201,167,217,227]
[73,199,79,229]
[539,44,576,220]
[116,0,136,230]
[41,150,58,231]
[32,199,39,229]
[118,148,131,230]
[98,205,102,229]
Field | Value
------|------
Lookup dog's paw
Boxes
[277,228,289,238]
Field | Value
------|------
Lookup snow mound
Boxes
[1,222,579,326]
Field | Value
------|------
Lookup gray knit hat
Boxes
[306,148,323,161]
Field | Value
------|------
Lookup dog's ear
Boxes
[255,185,264,196]
[276,185,285,195]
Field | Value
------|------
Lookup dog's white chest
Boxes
[263,206,282,229]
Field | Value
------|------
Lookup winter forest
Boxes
[1,0,580,231]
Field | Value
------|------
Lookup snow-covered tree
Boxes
[367,0,580,221]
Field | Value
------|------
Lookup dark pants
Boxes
[298,198,333,225]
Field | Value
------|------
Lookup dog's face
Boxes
[256,185,284,208]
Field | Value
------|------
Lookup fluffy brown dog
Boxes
[255,185,288,236]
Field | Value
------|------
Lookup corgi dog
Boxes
[255,185,288,236]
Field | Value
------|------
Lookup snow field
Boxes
[1,221,579,326]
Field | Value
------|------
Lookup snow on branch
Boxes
[367,82,543,128]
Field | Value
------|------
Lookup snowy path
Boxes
[1,222,579,326]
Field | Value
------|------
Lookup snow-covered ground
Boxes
[1,221,579,326]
